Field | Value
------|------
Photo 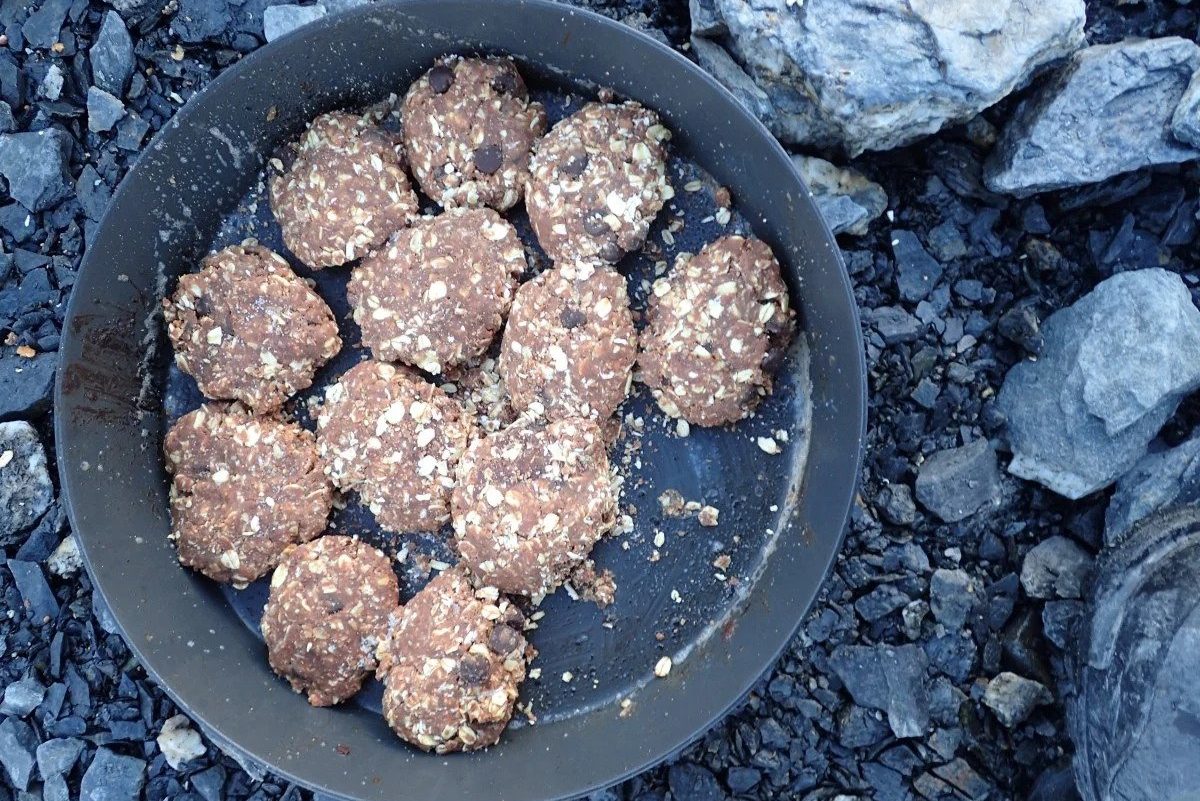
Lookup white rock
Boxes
[156,715,206,770]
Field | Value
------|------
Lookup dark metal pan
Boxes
[54,2,866,800]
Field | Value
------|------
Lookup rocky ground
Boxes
[2,1,1199,800]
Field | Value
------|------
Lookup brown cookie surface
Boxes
[348,208,526,373]
[639,235,794,426]
[451,417,616,597]
[526,101,672,265]
[316,360,475,533]
[163,403,332,587]
[260,535,399,707]
[376,566,531,753]
[500,263,636,422]
[269,111,419,268]
[163,243,341,413]
[403,57,547,211]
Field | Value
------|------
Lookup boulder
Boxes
[700,0,1085,155]
[998,269,1200,499]
[1105,435,1200,545]
[1069,506,1200,801]
[1171,70,1200,149]
[986,38,1200,196]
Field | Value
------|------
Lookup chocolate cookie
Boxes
[260,536,399,706]
[348,208,526,373]
[639,236,794,426]
[316,360,475,534]
[526,101,672,265]
[164,242,341,413]
[163,403,332,587]
[500,263,636,422]
[269,111,419,268]
[376,566,531,753]
[451,417,616,597]
[403,57,547,211]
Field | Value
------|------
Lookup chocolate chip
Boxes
[427,65,454,94]
[474,144,503,175]
[458,654,491,685]
[561,153,588,178]
[322,592,345,614]
[192,295,212,318]
[762,346,787,373]
[560,307,587,329]
[488,625,522,655]
[491,71,518,95]
[599,242,625,262]
[583,210,609,237]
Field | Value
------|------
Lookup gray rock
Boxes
[983,672,1051,727]
[91,11,135,97]
[929,568,979,629]
[1106,435,1200,545]
[986,38,1200,196]
[866,306,922,345]
[81,748,146,801]
[708,0,1085,155]
[892,229,944,302]
[667,763,725,801]
[689,0,725,37]
[998,269,1200,498]
[87,87,126,133]
[8,559,59,623]
[0,422,53,540]
[36,738,84,778]
[0,129,73,213]
[263,4,327,42]
[1020,535,1091,599]
[0,718,37,791]
[0,348,56,420]
[190,765,225,801]
[1042,600,1084,650]
[0,678,46,717]
[44,774,70,801]
[876,483,916,526]
[0,101,13,134]
[793,154,887,236]
[1071,506,1200,801]
[39,65,64,102]
[829,643,930,738]
[690,38,778,137]
[1171,70,1200,148]
[91,593,121,635]
[915,438,1002,523]
[22,0,74,49]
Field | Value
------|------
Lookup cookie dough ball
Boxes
[452,417,616,597]
[316,360,474,533]
[164,403,332,587]
[500,264,636,422]
[164,243,341,413]
[376,567,531,753]
[349,208,526,373]
[640,236,794,426]
[404,57,547,211]
[269,111,420,268]
[526,101,672,265]
[261,536,399,706]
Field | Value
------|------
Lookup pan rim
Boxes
[54,1,868,798]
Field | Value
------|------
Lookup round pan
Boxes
[54,2,866,799]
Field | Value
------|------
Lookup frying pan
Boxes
[54,2,866,799]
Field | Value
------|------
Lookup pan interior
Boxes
[55,4,863,800]
[161,69,814,724]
